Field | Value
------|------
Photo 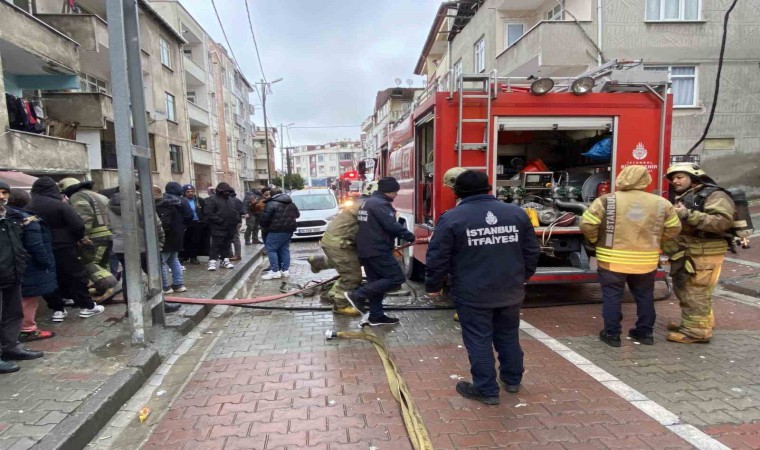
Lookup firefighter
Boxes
[308,182,379,316]
[580,165,682,347]
[345,177,416,326]
[58,178,118,298]
[662,162,734,344]
[425,170,540,405]
[441,167,466,322]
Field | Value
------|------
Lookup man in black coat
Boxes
[155,183,188,294]
[203,182,241,271]
[344,177,415,326]
[425,171,540,405]
[259,188,300,280]
[0,181,44,373]
[27,177,104,321]
[180,184,208,264]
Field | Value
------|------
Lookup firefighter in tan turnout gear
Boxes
[662,162,735,344]
[580,165,681,347]
[307,182,379,316]
[440,167,466,323]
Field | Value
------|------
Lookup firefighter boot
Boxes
[666,321,681,332]
[667,331,710,344]
[333,306,362,316]
[307,255,330,273]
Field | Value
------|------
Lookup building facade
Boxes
[291,140,363,181]
[415,0,760,195]
[361,87,421,168]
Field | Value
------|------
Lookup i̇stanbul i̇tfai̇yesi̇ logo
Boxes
[485,211,498,225]
[633,142,648,160]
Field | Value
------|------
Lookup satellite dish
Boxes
[394,78,402,86]
[406,79,413,87]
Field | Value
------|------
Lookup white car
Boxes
[290,188,339,239]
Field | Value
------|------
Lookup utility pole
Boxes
[254,78,283,186]
[279,123,285,189]
[286,146,293,191]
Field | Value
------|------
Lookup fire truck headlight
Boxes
[530,78,554,96]
[571,77,595,95]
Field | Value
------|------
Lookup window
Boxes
[164,92,176,121]
[210,93,217,114]
[505,23,525,48]
[474,37,486,73]
[453,59,463,83]
[546,4,564,20]
[183,48,192,57]
[159,37,172,69]
[79,73,108,94]
[646,0,700,21]
[187,91,196,104]
[169,144,183,173]
[644,66,697,107]
[340,152,352,160]
[317,155,324,162]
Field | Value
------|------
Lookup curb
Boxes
[721,279,760,298]
[34,249,262,450]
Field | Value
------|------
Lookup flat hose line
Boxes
[325,328,434,450]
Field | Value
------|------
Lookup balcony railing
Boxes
[2,131,88,175]
[43,92,113,129]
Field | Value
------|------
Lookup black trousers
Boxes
[181,221,209,260]
[210,234,233,261]
[0,284,23,353]
[43,245,95,311]
[598,268,656,335]
[457,303,523,397]
[355,254,406,320]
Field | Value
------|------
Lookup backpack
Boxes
[693,185,754,250]
[155,204,174,231]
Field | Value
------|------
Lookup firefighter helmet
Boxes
[362,181,378,196]
[58,177,82,192]
[665,162,707,181]
[443,167,467,189]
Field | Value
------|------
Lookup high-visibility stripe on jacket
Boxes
[580,166,681,274]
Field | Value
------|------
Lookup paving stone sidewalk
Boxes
[144,243,696,449]
[0,244,261,450]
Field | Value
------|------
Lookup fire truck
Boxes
[375,60,673,285]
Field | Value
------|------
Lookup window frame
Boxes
[169,144,183,174]
[504,22,526,49]
[474,37,486,73]
[159,36,173,69]
[644,65,698,108]
[79,72,109,95]
[546,3,564,20]
[645,0,701,21]
[164,92,176,122]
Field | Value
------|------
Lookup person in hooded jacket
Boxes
[260,188,300,280]
[58,178,118,298]
[6,189,57,342]
[229,190,247,261]
[179,184,207,265]
[204,182,241,270]
[27,177,104,321]
[425,170,540,405]
[155,183,188,294]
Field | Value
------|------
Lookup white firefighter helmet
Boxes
[443,167,467,189]
[362,181,378,196]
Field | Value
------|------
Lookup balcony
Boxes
[495,21,596,78]
[0,1,80,74]
[192,147,213,166]
[234,113,244,127]
[36,13,109,53]
[43,92,113,129]
[183,55,206,86]
[1,131,88,176]
[188,102,210,127]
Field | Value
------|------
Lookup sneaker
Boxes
[628,328,654,345]
[208,260,218,271]
[164,302,182,313]
[455,381,499,405]
[162,287,174,295]
[52,310,67,322]
[367,315,400,326]
[262,271,282,280]
[172,285,187,293]
[281,270,290,277]
[221,259,234,269]
[79,304,105,318]
[599,330,621,348]
[181,265,187,271]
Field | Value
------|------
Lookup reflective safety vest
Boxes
[70,190,112,240]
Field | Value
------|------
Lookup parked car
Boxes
[289,188,339,239]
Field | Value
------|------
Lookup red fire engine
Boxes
[375,61,673,285]
[336,170,363,204]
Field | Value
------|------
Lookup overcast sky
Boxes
[180,0,441,152]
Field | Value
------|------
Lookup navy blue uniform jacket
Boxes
[425,194,540,308]
[356,192,416,258]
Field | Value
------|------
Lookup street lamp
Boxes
[256,77,283,185]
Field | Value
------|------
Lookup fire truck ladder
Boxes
[455,70,497,171]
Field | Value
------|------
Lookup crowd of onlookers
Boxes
[0,177,297,374]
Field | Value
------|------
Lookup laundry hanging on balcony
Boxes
[5,94,44,134]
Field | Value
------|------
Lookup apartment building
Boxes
[361,87,421,162]
[291,140,363,180]
[414,0,760,194]
[151,0,260,193]
[253,127,277,185]
[0,0,88,179]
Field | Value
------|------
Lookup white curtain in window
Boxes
[684,0,699,19]
[507,24,524,47]
[663,0,679,19]
[646,0,661,20]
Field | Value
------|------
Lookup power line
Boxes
[243,0,267,83]
[210,0,240,68]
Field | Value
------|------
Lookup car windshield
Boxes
[292,194,336,211]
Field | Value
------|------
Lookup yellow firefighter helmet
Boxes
[665,162,707,181]
[58,177,82,192]
[443,167,467,189]
[362,181,378,196]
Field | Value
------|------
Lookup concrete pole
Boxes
[106,0,147,345]
[261,82,271,185]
